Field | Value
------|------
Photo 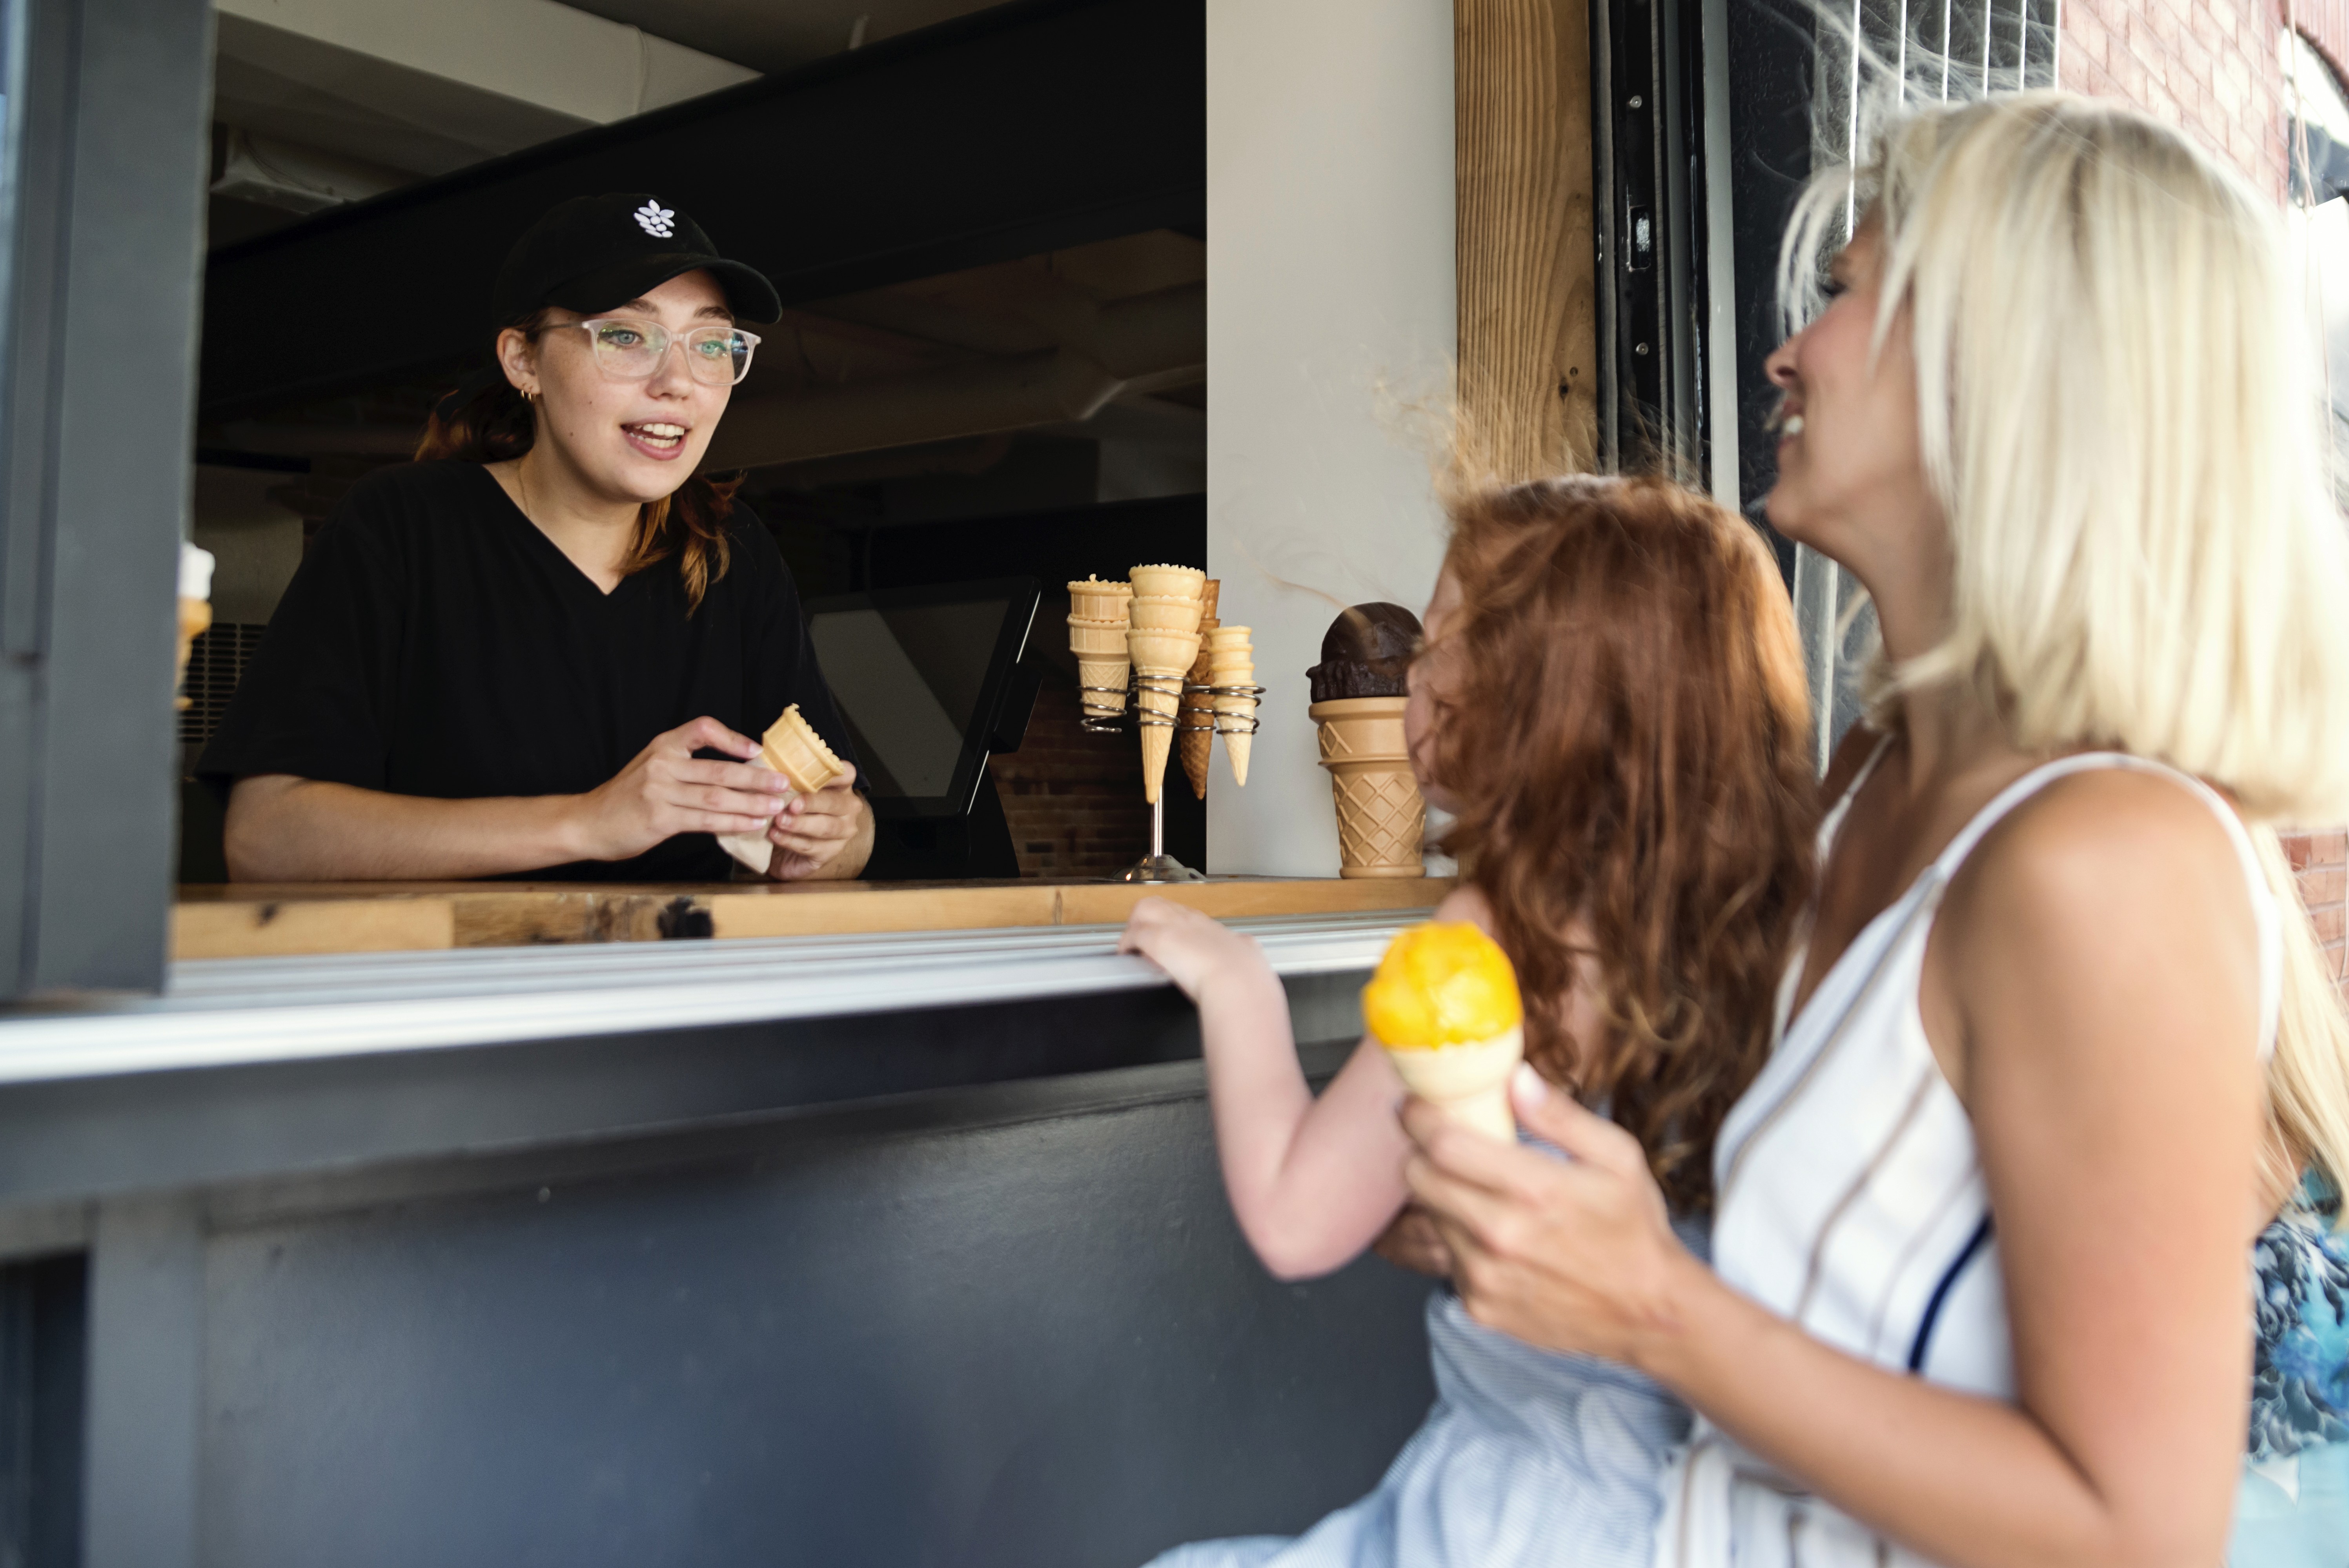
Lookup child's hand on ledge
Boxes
[1119,896,1270,1003]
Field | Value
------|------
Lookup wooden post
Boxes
[1455,0,1598,483]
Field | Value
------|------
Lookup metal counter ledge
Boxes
[0,892,1447,1568]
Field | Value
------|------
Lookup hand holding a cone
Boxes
[714,705,874,880]
[1400,1067,1697,1364]
[567,715,794,863]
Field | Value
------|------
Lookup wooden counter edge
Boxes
[171,897,458,961]
[705,878,1453,939]
[172,878,1456,958]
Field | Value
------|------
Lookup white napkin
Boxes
[715,753,798,874]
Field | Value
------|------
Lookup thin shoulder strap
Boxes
[1818,731,1898,857]
[1931,752,2283,1059]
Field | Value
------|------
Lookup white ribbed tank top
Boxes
[1652,745,2282,1568]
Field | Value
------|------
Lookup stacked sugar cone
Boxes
[1067,577,1133,718]
[1204,624,1256,786]
[1126,565,1206,804]
[1179,581,1222,800]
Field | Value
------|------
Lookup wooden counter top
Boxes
[171,876,1455,962]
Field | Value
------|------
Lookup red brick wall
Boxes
[2060,0,2289,197]
[2298,0,2349,77]
[989,674,1154,877]
[2290,829,2349,993]
[2061,0,2348,996]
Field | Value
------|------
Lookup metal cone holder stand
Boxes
[1118,671,1204,883]
[1078,678,1129,735]
[1186,679,1266,742]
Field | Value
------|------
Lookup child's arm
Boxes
[1120,897,1413,1280]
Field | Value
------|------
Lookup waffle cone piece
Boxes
[1129,628,1200,805]
[1309,697,1423,877]
[1361,923,1526,1141]
[1178,583,1222,800]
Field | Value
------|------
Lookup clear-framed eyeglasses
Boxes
[553,317,764,386]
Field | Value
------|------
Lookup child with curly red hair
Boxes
[1121,473,1817,1568]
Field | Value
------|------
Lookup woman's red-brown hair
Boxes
[414,309,742,612]
[1424,473,1817,1213]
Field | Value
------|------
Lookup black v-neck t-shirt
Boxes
[198,460,859,881]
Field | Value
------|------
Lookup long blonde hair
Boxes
[1783,93,2349,1200]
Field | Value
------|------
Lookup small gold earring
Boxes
[523,387,539,404]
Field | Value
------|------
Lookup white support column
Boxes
[1205,0,1457,876]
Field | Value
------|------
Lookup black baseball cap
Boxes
[490,193,781,327]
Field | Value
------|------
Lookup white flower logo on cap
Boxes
[633,200,676,238]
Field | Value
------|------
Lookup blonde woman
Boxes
[1398,94,2349,1567]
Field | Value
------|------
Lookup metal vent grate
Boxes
[177,622,268,747]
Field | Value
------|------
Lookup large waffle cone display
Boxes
[1309,697,1424,878]
[1383,1026,1525,1141]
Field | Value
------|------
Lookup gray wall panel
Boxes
[198,1090,1436,1568]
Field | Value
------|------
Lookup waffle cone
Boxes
[1179,638,1216,800]
[760,705,847,794]
[1131,594,1205,633]
[1129,564,1205,600]
[1309,697,1422,878]
[1381,1025,1524,1140]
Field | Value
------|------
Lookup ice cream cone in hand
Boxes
[1361,921,1526,1141]
[717,705,848,872]
[759,704,847,794]
[1128,627,1200,804]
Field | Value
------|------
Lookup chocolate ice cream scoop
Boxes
[1307,602,1423,703]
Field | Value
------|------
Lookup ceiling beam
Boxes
[211,0,756,177]
[199,0,1206,418]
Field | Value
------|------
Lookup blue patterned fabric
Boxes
[1142,1217,1705,1568]
[2229,1172,2349,1567]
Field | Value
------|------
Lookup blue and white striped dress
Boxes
[1650,747,2283,1568]
[1145,1207,1707,1568]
